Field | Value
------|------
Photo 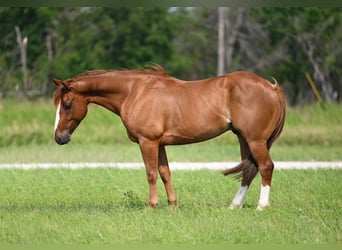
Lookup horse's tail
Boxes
[222,157,258,184]
[267,78,287,149]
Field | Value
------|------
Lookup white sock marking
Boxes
[54,102,61,132]
[257,185,270,210]
[230,185,248,209]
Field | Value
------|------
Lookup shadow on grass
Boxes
[0,202,147,213]
[0,191,148,213]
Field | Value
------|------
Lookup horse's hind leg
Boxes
[158,145,177,207]
[248,140,274,210]
[229,135,258,209]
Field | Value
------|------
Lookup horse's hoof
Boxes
[168,200,178,208]
[148,202,159,208]
[256,203,270,211]
[229,203,243,210]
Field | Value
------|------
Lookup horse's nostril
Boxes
[55,135,62,144]
[55,133,70,145]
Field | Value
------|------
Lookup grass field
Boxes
[0,99,341,245]
[0,168,341,244]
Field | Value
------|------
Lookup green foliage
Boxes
[0,7,176,96]
[169,8,218,80]
[50,7,175,78]
[0,168,340,244]
[250,7,342,104]
[1,7,341,104]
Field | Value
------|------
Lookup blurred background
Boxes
[0,7,341,106]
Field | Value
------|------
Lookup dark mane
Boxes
[69,64,168,82]
[139,64,168,76]
[73,70,109,79]
[53,65,169,106]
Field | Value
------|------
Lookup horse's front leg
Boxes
[158,145,177,207]
[139,138,160,207]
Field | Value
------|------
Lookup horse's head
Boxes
[53,78,88,145]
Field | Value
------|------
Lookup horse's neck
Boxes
[80,75,133,115]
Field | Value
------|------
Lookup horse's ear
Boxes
[52,78,70,91]
[52,78,62,86]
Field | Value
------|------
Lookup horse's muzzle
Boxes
[55,131,71,145]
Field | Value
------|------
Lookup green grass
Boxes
[0,143,341,163]
[279,103,342,147]
[0,168,340,244]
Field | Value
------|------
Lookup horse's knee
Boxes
[146,170,158,184]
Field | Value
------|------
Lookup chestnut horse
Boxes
[53,65,286,210]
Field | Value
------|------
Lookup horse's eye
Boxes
[63,103,72,110]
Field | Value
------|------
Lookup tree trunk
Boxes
[217,7,226,76]
[14,25,28,97]
[299,35,335,102]
[42,33,53,94]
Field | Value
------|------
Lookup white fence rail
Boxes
[0,161,341,170]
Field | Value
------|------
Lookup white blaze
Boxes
[54,102,61,132]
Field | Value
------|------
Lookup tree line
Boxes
[0,7,341,105]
